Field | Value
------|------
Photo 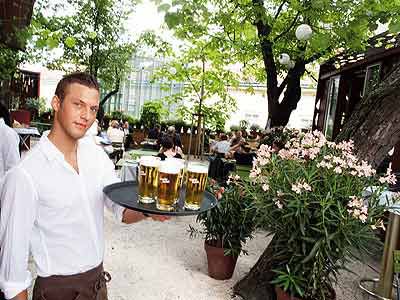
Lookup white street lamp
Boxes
[279,53,291,65]
[295,24,313,41]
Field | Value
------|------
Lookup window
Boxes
[324,76,340,140]
[363,63,381,96]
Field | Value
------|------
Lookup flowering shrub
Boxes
[260,126,300,150]
[189,177,257,257]
[248,130,393,299]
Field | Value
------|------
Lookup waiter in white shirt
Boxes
[0,73,168,300]
[0,102,20,179]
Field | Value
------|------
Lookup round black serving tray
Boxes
[103,181,217,216]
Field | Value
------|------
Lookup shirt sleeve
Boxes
[101,151,125,222]
[5,133,20,172]
[0,167,37,299]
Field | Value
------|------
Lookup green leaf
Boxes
[64,36,76,48]
[389,20,400,33]
[165,12,182,28]
[158,3,171,12]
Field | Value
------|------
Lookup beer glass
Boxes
[165,157,185,203]
[184,161,209,210]
[138,156,160,204]
[157,161,181,211]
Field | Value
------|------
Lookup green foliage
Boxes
[157,0,400,125]
[140,101,165,129]
[260,126,299,149]
[29,0,137,93]
[189,177,257,257]
[25,97,47,115]
[248,131,391,299]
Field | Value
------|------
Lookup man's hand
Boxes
[12,290,28,300]
[122,209,170,224]
[149,214,170,222]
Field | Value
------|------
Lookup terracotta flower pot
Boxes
[275,285,336,300]
[204,240,238,280]
[275,286,302,300]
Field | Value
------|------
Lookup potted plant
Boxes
[189,177,257,280]
[246,130,393,299]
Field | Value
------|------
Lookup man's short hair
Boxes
[55,72,100,101]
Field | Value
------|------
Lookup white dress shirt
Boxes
[213,140,231,154]
[0,118,20,179]
[0,134,125,299]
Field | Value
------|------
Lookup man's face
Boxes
[52,83,99,140]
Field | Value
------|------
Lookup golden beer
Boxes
[156,162,181,211]
[138,156,160,203]
[165,157,185,203]
[184,162,209,210]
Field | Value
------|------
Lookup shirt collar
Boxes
[0,118,5,126]
[38,132,68,162]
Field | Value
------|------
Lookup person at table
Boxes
[157,136,183,160]
[211,133,230,157]
[167,125,183,150]
[148,124,161,140]
[0,102,20,179]
[0,72,169,300]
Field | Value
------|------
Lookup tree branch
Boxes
[273,11,300,42]
[274,0,287,20]
[305,46,332,64]
[252,0,279,102]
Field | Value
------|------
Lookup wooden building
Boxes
[312,31,400,140]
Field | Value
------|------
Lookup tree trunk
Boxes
[233,237,278,300]
[97,87,119,123]
[268,63,306,127]
[335,63,400,168]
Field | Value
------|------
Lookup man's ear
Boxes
[51,96,61,112]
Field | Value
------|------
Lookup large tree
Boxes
[157,0,400,127]
[29,0,137,120]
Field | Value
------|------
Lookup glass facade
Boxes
[104,56,184,118]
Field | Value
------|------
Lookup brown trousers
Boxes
[32,264,111,300]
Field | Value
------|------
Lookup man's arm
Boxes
[0,168,36,299]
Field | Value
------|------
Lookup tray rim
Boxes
[103,180,218,216]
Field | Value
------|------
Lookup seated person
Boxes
[211,133,230,156]
[148,124,161,140]
[157,136,183,160]
[107,120,124,144]
[167,125,183,149]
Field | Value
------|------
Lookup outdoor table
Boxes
[126,149,158,160]
[116,159,138,182]
[13,127,40,150]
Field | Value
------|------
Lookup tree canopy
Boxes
[156,0,400,127]
[29,0,137,107]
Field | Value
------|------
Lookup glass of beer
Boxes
[184,161,209,210]
[156,161,181,211]
[138,156,160,204]
[165,157,185,203]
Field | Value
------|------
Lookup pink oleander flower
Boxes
[262,184,269,191]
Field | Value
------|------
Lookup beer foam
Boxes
[140,156,160,167]
[165,157,185,168]
[159,161,181,174]
[187,164,209,174]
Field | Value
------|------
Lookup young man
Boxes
[0,73,168,300]
[0,102,20,179]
